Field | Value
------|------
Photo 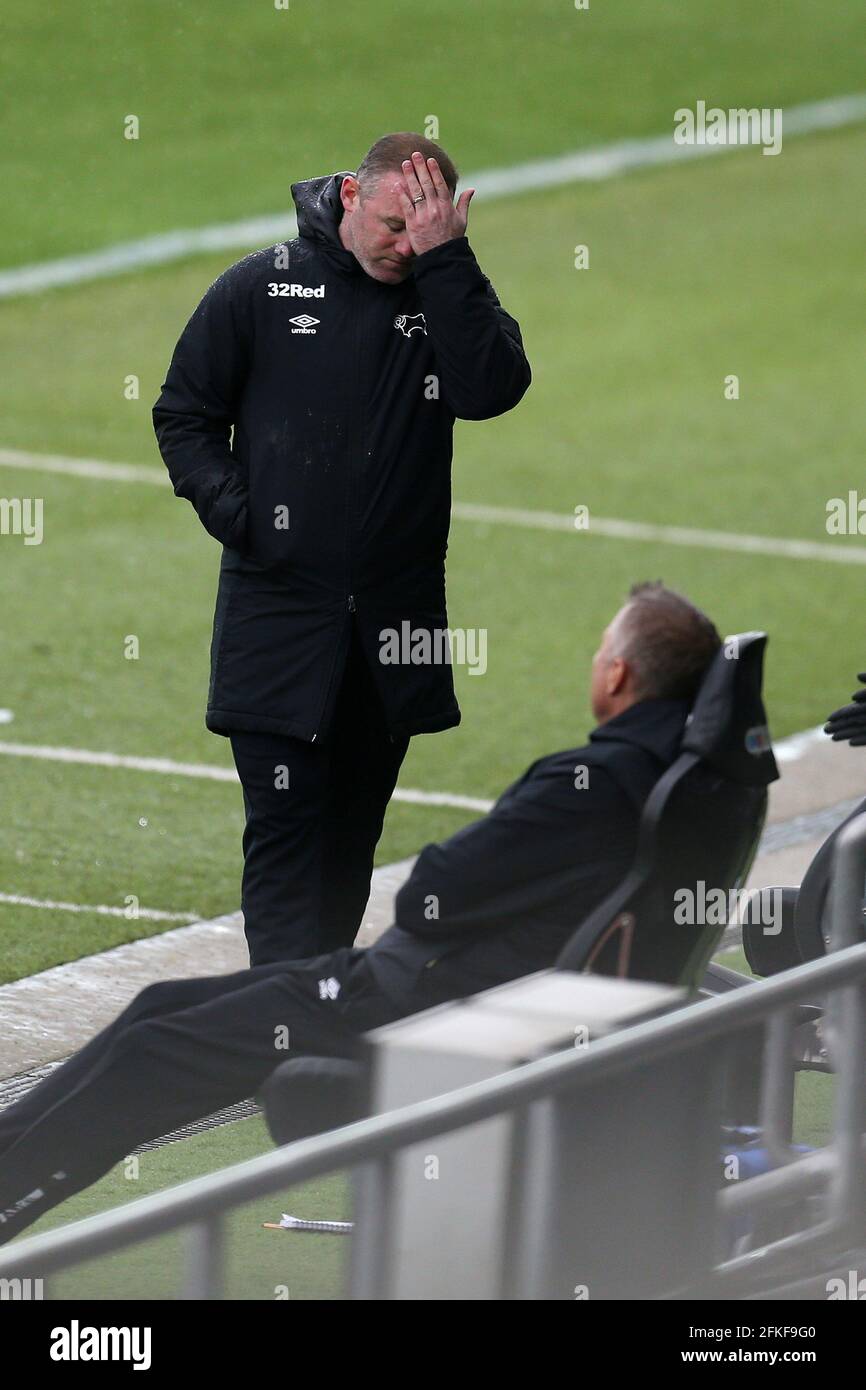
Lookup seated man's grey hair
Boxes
[612,581,722,702]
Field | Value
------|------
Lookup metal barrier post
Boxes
[760,1009,797,1167]
[182,1215,224,1300]
[826,814,866,1238]
[347,1155,395,1300]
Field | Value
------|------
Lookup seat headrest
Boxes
[680,632,778,787]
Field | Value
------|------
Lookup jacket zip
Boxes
[346,276,364,606]
[310,281,363,743]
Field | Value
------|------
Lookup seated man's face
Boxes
[590,610,629,724]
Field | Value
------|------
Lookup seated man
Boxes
[0,582,721,1244]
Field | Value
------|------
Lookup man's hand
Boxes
[397,151,475,256]
[824,672,866,746]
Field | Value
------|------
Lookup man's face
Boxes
[338,172,418,283]
[590,611,626,723]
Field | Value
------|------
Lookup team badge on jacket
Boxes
[394,312,427,337]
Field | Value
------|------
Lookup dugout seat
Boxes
[555,631,778,988]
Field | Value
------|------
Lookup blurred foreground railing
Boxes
[2,815,866,1299]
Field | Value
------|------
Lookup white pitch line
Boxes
[0,214,301,301]
[453,502,866,565]
[0,892,197,923]
[0,447,163,485]
[1,446,864,567]
[0,740,493,814]
[2,93,866,300]
[0,718,833,811]
[0,740,237,781]
[387,786,492,813]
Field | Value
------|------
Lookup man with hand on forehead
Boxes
[341,143,476,277]
[153,133,530,968]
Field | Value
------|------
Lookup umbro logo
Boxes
[394,312,427,337]
[290,314,319,334]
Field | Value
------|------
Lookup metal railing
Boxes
[2,815,866,1298]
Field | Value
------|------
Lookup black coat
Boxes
[365,699,692,1013]
[152,172,531,741]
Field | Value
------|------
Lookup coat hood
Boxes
[291,172,361,273]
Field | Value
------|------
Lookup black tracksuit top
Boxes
[152,171,531,742]
[365,699,692,1014]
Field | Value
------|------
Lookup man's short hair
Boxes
[611,581,722,703]
[356,132,459,198]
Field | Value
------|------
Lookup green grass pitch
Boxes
[1,0,861,1293]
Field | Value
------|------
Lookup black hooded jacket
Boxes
[152,172,531,741]
[364,698,691,1014]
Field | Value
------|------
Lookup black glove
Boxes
[824,673,866,746]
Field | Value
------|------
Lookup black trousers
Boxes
[229,629,409,966]
[0,948,403,1246]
